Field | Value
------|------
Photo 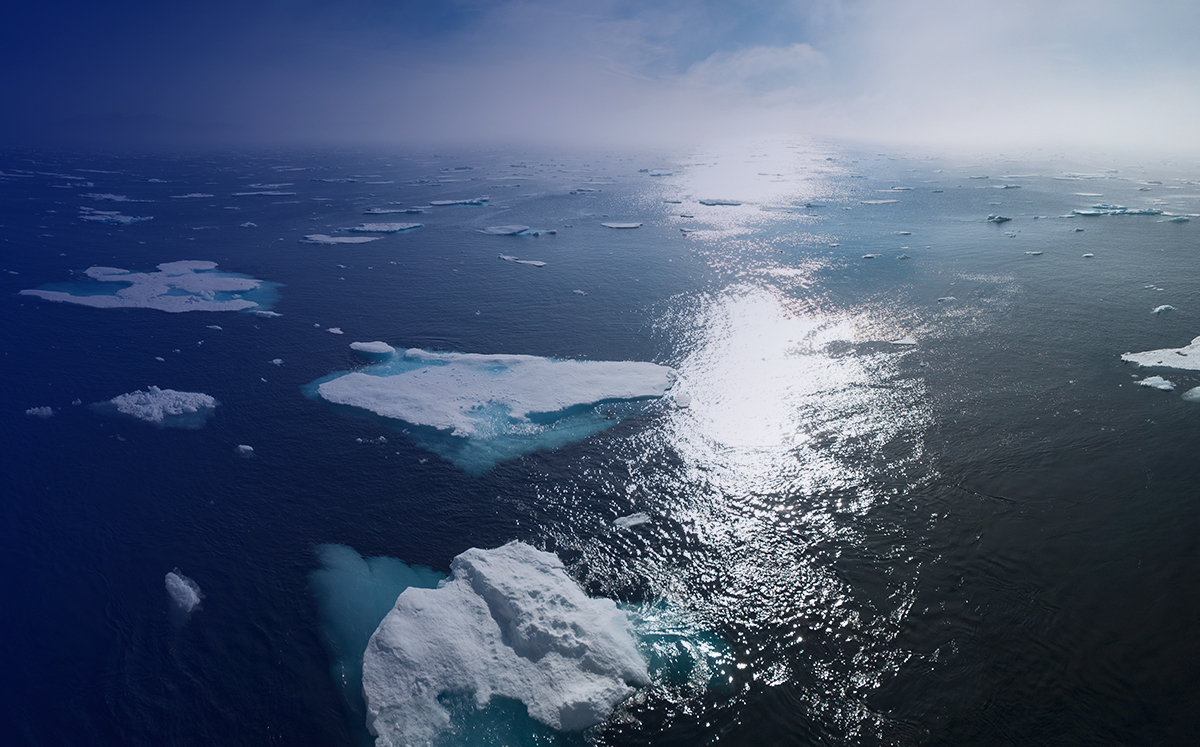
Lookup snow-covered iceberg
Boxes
[20,261,277,313]
[1122,336,1200,371]
[307,348,677,472]
[362,542,649,745]
[92,386,217,428]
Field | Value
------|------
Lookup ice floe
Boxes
[309,349,676,472]
[481,225,556,236]
[1152,305,1176,314]
[171,193,214,199]
[698,199,741,206]
[1183,386,1200,402]
[362,541,649,745]
[890,337,918,346]
[364,207,425,214]
[614,512,650,529]
[1137,376,1175,391]
[349,223,422,233]
[20,261,274,313]
[1169,216,1190,223]
[1072,204,1163,216]
[601,222,642,229]
[350,341,396,356]
[165,569,203,620]
[94,386,218,428]
[232,190,295,196]
[986,214,1012,223]
[25,406,54,418]
[78,206,152,225]
[82,193,149,202]
[328,327,344,335]
[1122,336,1200,371]
[860,199,899,205]
[301,234,380,244]
[498,254,546,267]
[430,197,488,206]
[235,444,255,457]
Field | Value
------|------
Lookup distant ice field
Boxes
[4,141,1200,747]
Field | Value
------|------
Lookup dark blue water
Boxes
[3,141,1200,746]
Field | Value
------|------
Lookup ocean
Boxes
[3,138,1200,746]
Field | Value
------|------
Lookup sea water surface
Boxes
[3,140,1200,746]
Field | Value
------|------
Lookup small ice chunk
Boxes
[860,199,899,205]
[165,569,203,618]
[171,193,214,199]
[986,215,1012,223]
[328,327,344,335]
[235,444,255,457]
[98,386,218,428]
[602,222,642,229]
[1083,253,1094,257]
[1182,386,1200,402]
[350,341,396,355]
[498,254,546,267]
[937,297,956,303]
[573,289,588,295]
[896,231,911,235]
[270,358,283,366]
[890,337,918,346]
[698,199,741,206]
[206,325,223,330]
[301,234,380,244]
[362,542,648,745]
[349,223,422,233]
[897,253,911,259]
[1025,251,1043,255]
[25,406,54,418]
[481,225,530,235]
[862,254,880,259]
[614,512,650,529]
[20,261,270,313]
[249,310,282,318]
[1152,305,1176,314]
[430,197,488,206]
[1137,376,1175,391]
[1169,216,1190,223]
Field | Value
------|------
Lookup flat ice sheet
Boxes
[20,260,272,313]
[362,542,648,745]
[1122,335,1200,371]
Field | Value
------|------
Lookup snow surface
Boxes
[362,541,648,745]
[1122,335,1200,371]
[316,349,676,438]
[20,261,267,313]
[100,386,217,427]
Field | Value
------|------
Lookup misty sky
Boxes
[5,0,1199,150]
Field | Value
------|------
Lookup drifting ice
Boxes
[1152,305,1176,314]
[165,570,203,617]
[362,542,649,745]
[351,341,396,356]
[602,222,642,229]
[349,223,422,233]
[1137,376,1175,391]
[97,386,217,428]
[20,261,271,313]
[302,234,380,244]
[1122,336,1200,371]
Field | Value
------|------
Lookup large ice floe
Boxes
[307,348,677,472]
[92,386,218,428]
[312,543,732,747]
[20,260,277,313]
[1122,335,1200,371]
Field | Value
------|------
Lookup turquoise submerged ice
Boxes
[311,348,677,472]
[20,260,275,313]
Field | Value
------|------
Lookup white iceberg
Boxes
[349,223,422,233]
[309,348,676,472]
[1152,305,1176,314]
[1137,376,1175,391]
[362,542,649,746]
[1169,216,1190,223]
[328,327,344,335]
[20,261,274,313]
[351,341,396,356]
[94,386,217,428]
[1122,336,1200,371]
[301,234,380,245]
[235,444,255,457]
[165,569,203,618]
[890,337,918,346]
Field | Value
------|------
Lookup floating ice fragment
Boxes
[862,254,881,259]
[986,215,1012,223]
[206,325,223,330]
[1025,251,1043,255]
[1122,336,1200,370]
[614,512,650,529]
[698,199,741,206]
[602,222,642,229]
[25,406,54,418]
[861,199,899,205]
[96,386,217,428]
[171,193,214,199]
[249,310,282,318]
[349,223,422,233]
[231,190,295,196]
[573,289,588,295]
[78,206,152,225]
[362,542,649,745]
[364,207,425,214]
[236,444,255,457]
[430,197,488,206]
[1152,305,1176,314]
[328,327,344,335]
[1182,387,1200,402]
[20,261,272,313]
[1170,216,1190,223]
[271,358,283,366]
[890,337,918,346]
[350,341,396,356]
[301,234,380,244]
[165,569,202,618]
[897,253,911,259]
[498,255,546,267]
[1083,253,1094,257]
[83,193,149,203]
[937,297,956,303]
[896,231,911,235]
[1137,376,1175,391]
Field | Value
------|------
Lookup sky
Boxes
[4,0,1200,152]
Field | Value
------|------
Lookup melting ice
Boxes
[20,261,275,313]
[92,386,218,428]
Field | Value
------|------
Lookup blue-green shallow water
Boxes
[2,141,1200,745]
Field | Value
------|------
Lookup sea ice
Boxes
[614,512,650,529]
[430,197,488,206]
[351,341,396,356]
[20,261,272,313]
[698,199,741,206]
[94,386,217,428]
[601,222,642,229]
[860,200,899,205]
[1183,386,1200,402]
[364,207,425,214]
[235,444,255,457]
[301,234,380,244]
[1137,376,1175,391]
[362,542,649,745]
[329,327,344,335]
[171,193,214,198]
[349,223,422,233]
[82,193,148,202]
[165,569,202,618]
[25,406,54,418]
[1152,305,1176,314]
[986,214,1012,223]
[1122,336,1200,371]
[231,190,296,196]
[481,225,530,235]
[310,348,677,472]
[890,337,918,346]
[78,206,151,225]
[498,254,546,267]
[1169,216,1190,223]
